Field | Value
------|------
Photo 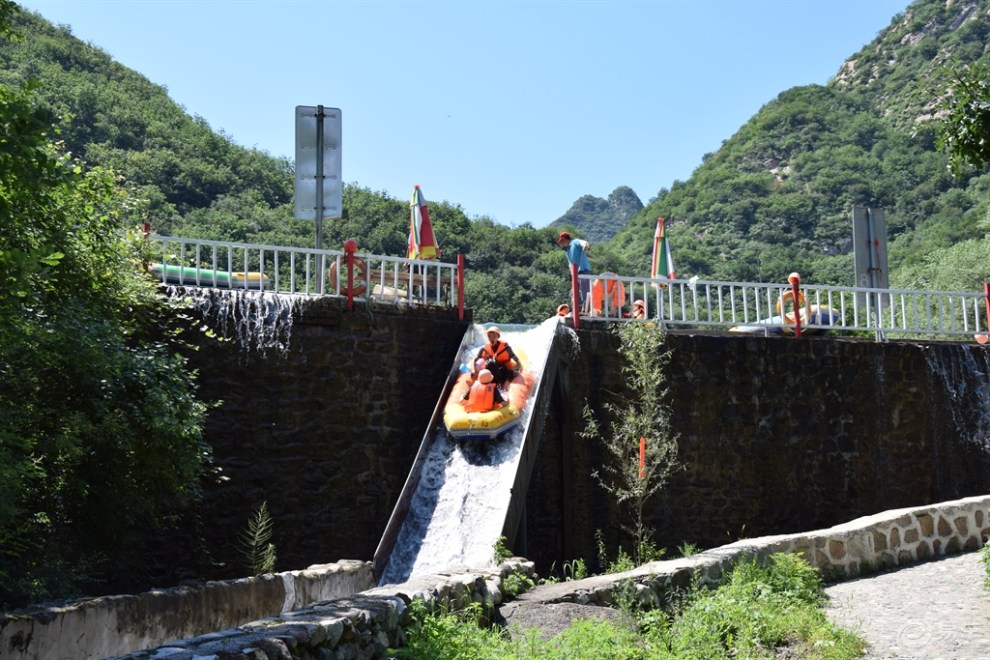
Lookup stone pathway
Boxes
[825,551,990,660]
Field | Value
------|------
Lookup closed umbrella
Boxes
[408,184,439,260]
[651,216,675,282]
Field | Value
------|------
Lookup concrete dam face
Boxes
[167,291,990,584]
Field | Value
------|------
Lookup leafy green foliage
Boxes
[392,553,864,659]
[933,63,990,177]
[0,5,209,608]
[655,553,864,659]
[583,323,679,566]
[493,535,512,564]
[239,501,277,576]
[394,601,506,660]
[981,521,990,588]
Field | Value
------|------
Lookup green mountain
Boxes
[4,0,990,322]
[606,0,990,290]
[549,186,644,244]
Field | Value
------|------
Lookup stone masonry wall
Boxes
[523,328,990,572]
[76,297,990,592]
[6,496,982,660]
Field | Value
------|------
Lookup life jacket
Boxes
[479,341,514,369]
[463,382,497,412]
[591,275,626,317]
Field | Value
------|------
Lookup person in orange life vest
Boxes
[461,369,505,412]
[632,299,646,319]
[474,326,522,388]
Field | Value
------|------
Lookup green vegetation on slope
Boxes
[0,1,211,608]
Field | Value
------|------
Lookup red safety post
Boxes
[639,436,646,480]
[344,239,357,312]
[571,262,581,330]
[457,253,465,321]
[788,272,803,339]
[978,283,990,344]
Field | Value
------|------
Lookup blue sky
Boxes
[19,0,909,229]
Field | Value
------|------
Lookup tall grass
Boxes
[391,552,866,659]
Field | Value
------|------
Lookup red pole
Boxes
[142,222,150,240]
[457,253,465,321]
[984,283,990,332]
[980,283,990,344]
[344,239,358,312]
[571,262,581,330]
[639,436,646,479]
[788,272,802,338]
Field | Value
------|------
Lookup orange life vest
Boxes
[463,382,497,412]
[479,341,514,370]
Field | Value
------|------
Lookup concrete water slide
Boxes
[373,320,570,585]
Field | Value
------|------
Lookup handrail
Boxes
[580,273,988,341]
[145,235,987,340]
[145,234,460,308]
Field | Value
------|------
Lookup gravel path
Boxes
[824,551,990,660]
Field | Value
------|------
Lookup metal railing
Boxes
[144,235,988,340]
[145,235,460,308]
[581,273,988,341]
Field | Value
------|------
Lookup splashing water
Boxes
[380,317,560,584]
[925,344,990,452]
[166,286,305,358]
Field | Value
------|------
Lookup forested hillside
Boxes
[4,0,990,322]
[609,0,990,291]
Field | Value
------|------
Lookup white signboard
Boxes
[294,106,342,220]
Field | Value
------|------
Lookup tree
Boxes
[0,3,209,608]
[581,321,679,566]
[933,62,990,177]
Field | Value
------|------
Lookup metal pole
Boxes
[457,253,465,321]
[571,263,581,330]
[788,272,803,338]
[315,105,325,294]
[865,208,883,341]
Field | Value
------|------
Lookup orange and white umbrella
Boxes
[651,216,675,281]
[408,184,439,260]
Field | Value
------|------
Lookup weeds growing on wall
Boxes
[582,322,680,566]
[391,552,866,659]
[239,501,277,576]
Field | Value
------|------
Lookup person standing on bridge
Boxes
[475,326,522,389]
[557,231,591,313]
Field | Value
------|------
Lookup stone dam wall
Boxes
[4,294,990,658]
[136,294,990,583]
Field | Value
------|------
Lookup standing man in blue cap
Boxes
[557,231,591,313]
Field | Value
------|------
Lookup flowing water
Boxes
[379,317,561,585]
[165,287,305,357]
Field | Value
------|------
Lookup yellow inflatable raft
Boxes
[443,349,534,441]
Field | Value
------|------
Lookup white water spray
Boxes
[380,317,561,584]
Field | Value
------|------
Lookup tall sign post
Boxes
[852,206,889,340]
[295,105,342,293]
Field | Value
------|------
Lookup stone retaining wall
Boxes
[10,495,980,660]
[0,561,374,660]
